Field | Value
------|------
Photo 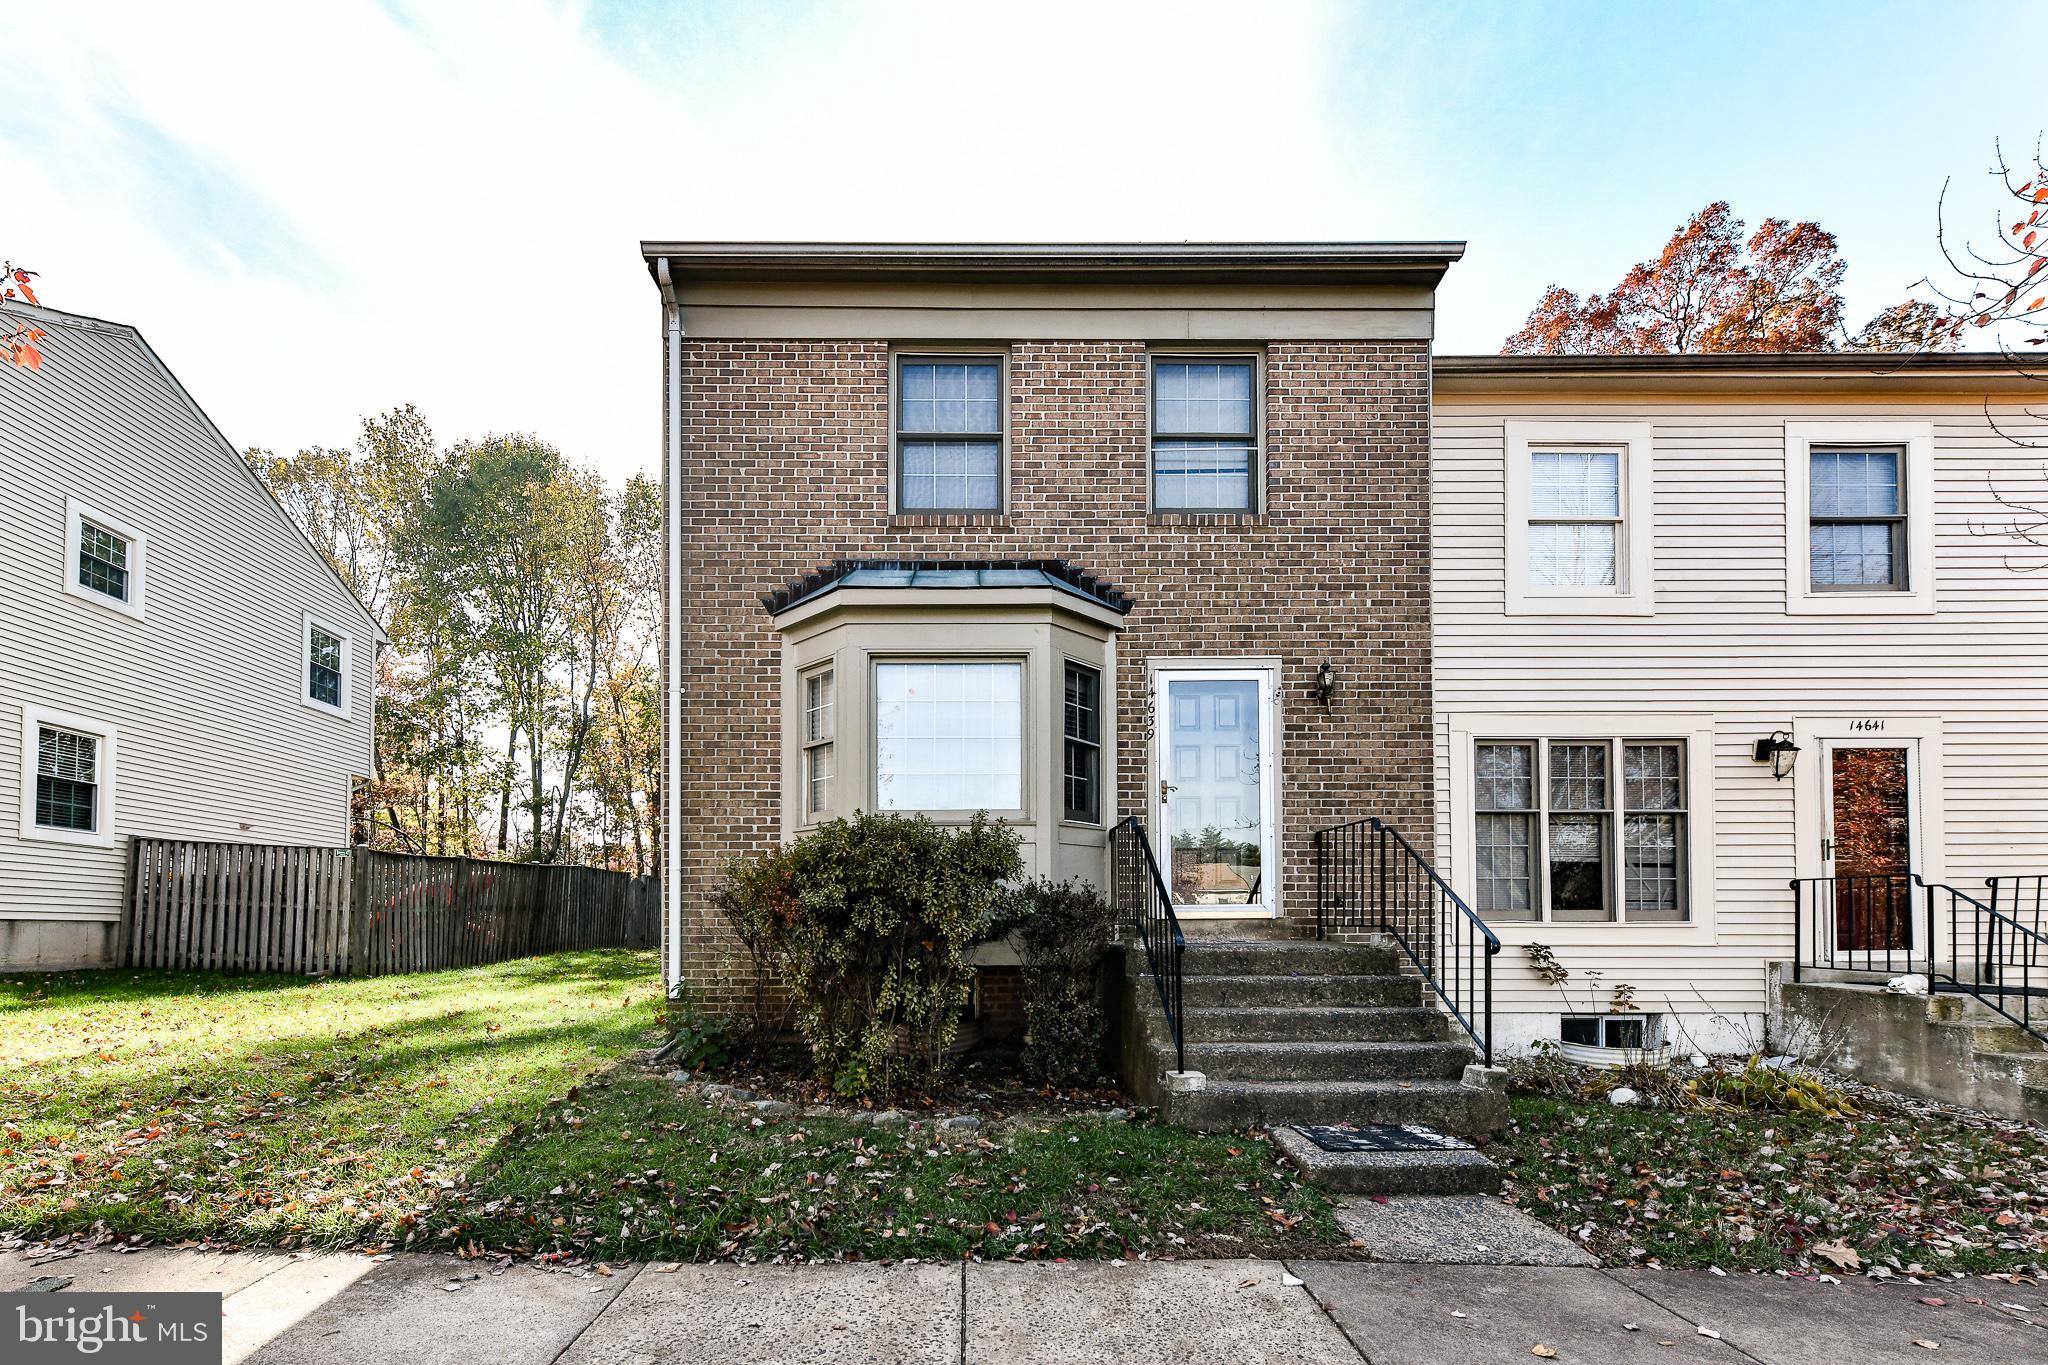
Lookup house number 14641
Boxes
[1848,719,1886,732]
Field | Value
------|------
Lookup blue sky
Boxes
[1,1,2033,480]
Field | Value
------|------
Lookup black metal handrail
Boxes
[1790,872,1924,981]
[1109,816,1186,1074]
[1964,878,2048,1041]
[1313,817,1500,1065]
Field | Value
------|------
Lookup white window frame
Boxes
[1784,421,1935,615]
[869,655,1030,821]
[799,664,835,825]
[19,704,119,848]
[1504,421,1655,616]
[302,611,354,719]
[1447,713,1716,945]
[63,496,148,620]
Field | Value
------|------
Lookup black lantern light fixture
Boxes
[1314,661,1336,708]
[1753,730,1800,780]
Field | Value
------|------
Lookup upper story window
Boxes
[1529,450,1621,587]
[1784,422,1934,615]
[1152,355,1258,512]
[1504,422,1654,615]
[63,497,148,619]
[1809,447,1905,591]
[874,660,1023,813]
[802,666,835,820]
[895,354,1004,512]
[1062,661,1102,824]
[1472,736,1688,925]
[302,613,354,718]
[18,706,118,848]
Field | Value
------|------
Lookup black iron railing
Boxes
[1313,817,1500,1065]
[1787,872,2045,1046]
[1967,878,2048,1042]
[1109,816,1186,1074]
[1790,872,1923,980]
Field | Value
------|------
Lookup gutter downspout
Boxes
[657,257,686,999]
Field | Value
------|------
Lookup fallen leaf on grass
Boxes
[1812,1239,1863,1270]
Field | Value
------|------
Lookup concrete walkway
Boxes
[4,1248,2043,1364]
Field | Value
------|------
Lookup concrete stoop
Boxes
[1115,937,1508,1194]
[1771,965,2048,1125]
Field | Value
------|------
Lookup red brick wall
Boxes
[675,338,1434,1012]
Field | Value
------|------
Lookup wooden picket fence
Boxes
[120,838,658,976]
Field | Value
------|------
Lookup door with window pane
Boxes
[1823,743,1914,952]
[1153,667,1275,915]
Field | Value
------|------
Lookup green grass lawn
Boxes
[1494,1094,2048,1275]
[0,951,1333,1261]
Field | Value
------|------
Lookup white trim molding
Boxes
[1503,420,1655,616]
[301,611,355,720]
[19,704,120,848]
[1445,711,1717,946]
[63,496,148,620]
[1783,421,1936,615]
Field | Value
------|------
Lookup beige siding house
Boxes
[1431,354,2048,1053]
[1,304,379,970]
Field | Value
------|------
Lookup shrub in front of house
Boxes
[714,810,1021,1096]
[1011,877,1115,1085]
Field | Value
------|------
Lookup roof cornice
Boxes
[640,241,1466,288]
[1434,351,2045,397]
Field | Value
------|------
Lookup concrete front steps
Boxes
[1115,935,1508,1195]
[1771,965,2048,1125]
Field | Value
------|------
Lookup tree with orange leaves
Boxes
[1504,202,1946,355]
[1922,137,2048,353]
[1,259,47,370]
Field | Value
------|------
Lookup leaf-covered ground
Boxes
[0,952,1333,1262]
[1494,1094,2048,1276]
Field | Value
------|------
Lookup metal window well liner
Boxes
[1292,1123,1472,1154]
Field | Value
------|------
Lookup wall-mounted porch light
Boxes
[1314,661,1336,708]
[1753,730,1800,780]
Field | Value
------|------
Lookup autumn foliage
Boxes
[1504,202,1948,355]
[1,259,47,370]
[1924,138,2048,351]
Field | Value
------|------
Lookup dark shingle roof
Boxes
[764,559,1133,617]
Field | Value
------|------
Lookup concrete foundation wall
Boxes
[1769,965,2048,1124]
[1,919,117,972]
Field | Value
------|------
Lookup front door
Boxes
[1152,666,1277,917]
[1823,742,1916,954]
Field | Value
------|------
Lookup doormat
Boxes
[1293,1123,1472,1154]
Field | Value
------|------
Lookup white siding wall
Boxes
[0,308,376,931]
[1433,392,2048,1033]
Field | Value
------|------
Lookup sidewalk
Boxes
[4,1246,2042,1364]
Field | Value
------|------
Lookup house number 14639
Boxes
[1848,718,1887,732]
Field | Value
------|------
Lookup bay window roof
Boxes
[765,559,1132,618]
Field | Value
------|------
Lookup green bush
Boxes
[1011,878,1115,1085]
[713,811,1021,1096]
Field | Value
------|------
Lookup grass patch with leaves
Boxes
[2,951,1337,1262]
[1494,1093,2048,1276]
[441,1069,1336,1263]
[1,951,665,1249]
